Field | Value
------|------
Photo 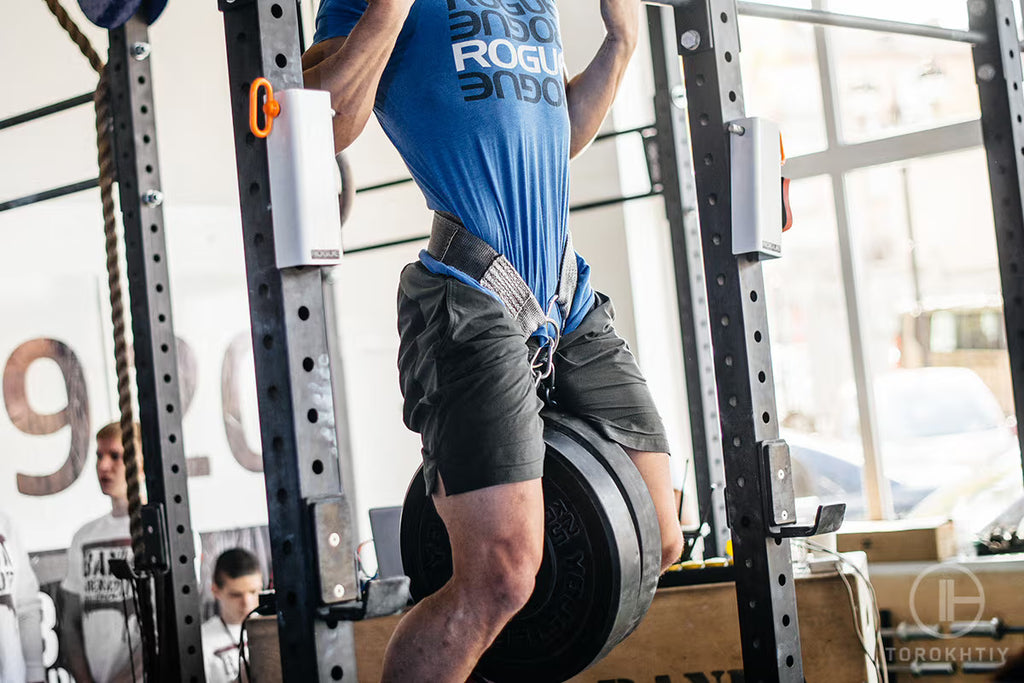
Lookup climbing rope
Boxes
[42,0,146,564]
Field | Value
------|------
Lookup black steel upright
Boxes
[647,5,730,557]
[218,1,360,680]
[107,17,206,682]
[666,1,804,679]
[971,0,1024,481]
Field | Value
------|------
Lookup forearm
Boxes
[566,34,637,158]
[303,4,412,152]
[18,603,45,682]
[59,596,93,683]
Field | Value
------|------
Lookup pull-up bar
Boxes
[645,0,990,45]
[737,2,988,44]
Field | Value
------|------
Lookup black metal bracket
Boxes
[136,503,170,574]
[769,503,846,540]
[671,0,716,55]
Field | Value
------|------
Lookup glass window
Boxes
[763,176,868,518]
[827,14,979,144]
[739,16,829,156]
[846,150,1023,538]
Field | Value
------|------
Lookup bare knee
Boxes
[457,542,542,621]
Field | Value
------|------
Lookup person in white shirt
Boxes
[202,548,263,683]
[59,421,144,683]
[0,509,44,683]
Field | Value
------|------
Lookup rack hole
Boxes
[750,291,758,302]
[740,516,750,527]
[254,233,264,246]
[724,51,732,62]
[268,385,279,400]
[158,314,166,323]
[249,182,260,195]
[138,75,146,85]
[166,404,174,413]
[312,459,324,475]
[754,330,762,343]
[277,488,288,504]
[331,666,343,680]
[177,525,184,534]
[695,74,705,86]
[786,655,795,667]
[758,371,766,383]
[271,3,283,17]
[707,193,717,206]
[171,464,179,473]
[185,615,193,625]
[143,134,151,144]
[169,434,177,443]
[258,284,269,298]
[783,614,791,627]
[737,476,745,487]
[703,153,714,166]
[762,412,770,423]
[778,573,787,586]
[720,12,728,22]
[263,335,273,349]
[174,494,182,504]
[179,555,187,565]
[732,436,741,447]
[729,91,736,102]
[155,284,163,293]
[276,53,288,68]
[303,357,315,372]
[712,233,722,246]
[150,224,158,233]
[163,374,171,383]
[298,306,310,320]
[721,315,729,327]
[699,113,710,126]
[283,540,293,554]
[307,409,319,423]
[272,436,284,452]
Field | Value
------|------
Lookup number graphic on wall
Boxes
[2,339,89,496]
[222,332,263,472]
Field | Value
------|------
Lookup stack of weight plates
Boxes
[401,410,662,683]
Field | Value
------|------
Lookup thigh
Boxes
[550,292,671,455]
[433,476,545,581]
[397,263,546,497]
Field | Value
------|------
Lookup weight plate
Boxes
[400,414,642,682]
[542,411,661,647]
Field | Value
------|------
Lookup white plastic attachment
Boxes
[267,88,342,268]
[729,117,782,259]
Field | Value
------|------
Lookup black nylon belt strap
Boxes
[427,212,578,338]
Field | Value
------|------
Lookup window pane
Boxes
[828,13,979,144]
[739,16,829,156]
[765,176,867,518]
[846,150,1023,542]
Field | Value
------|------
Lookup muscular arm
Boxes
[301,1,414,153]
[59,591,94,683]
[566,0,641,159]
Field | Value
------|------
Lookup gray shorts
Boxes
[397,262,670,496]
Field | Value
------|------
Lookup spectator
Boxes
[202,548,263,683]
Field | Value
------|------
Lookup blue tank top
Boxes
[314,0,595,336]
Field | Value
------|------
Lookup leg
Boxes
[382,477,545,682]
[550,291,683,572]
[392,264,548,680]
[623,448,685,571]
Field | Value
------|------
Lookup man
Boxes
[0,510,44,683]
[60,422,144,683]
[201,548,263,683]
[303,0,683,680]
